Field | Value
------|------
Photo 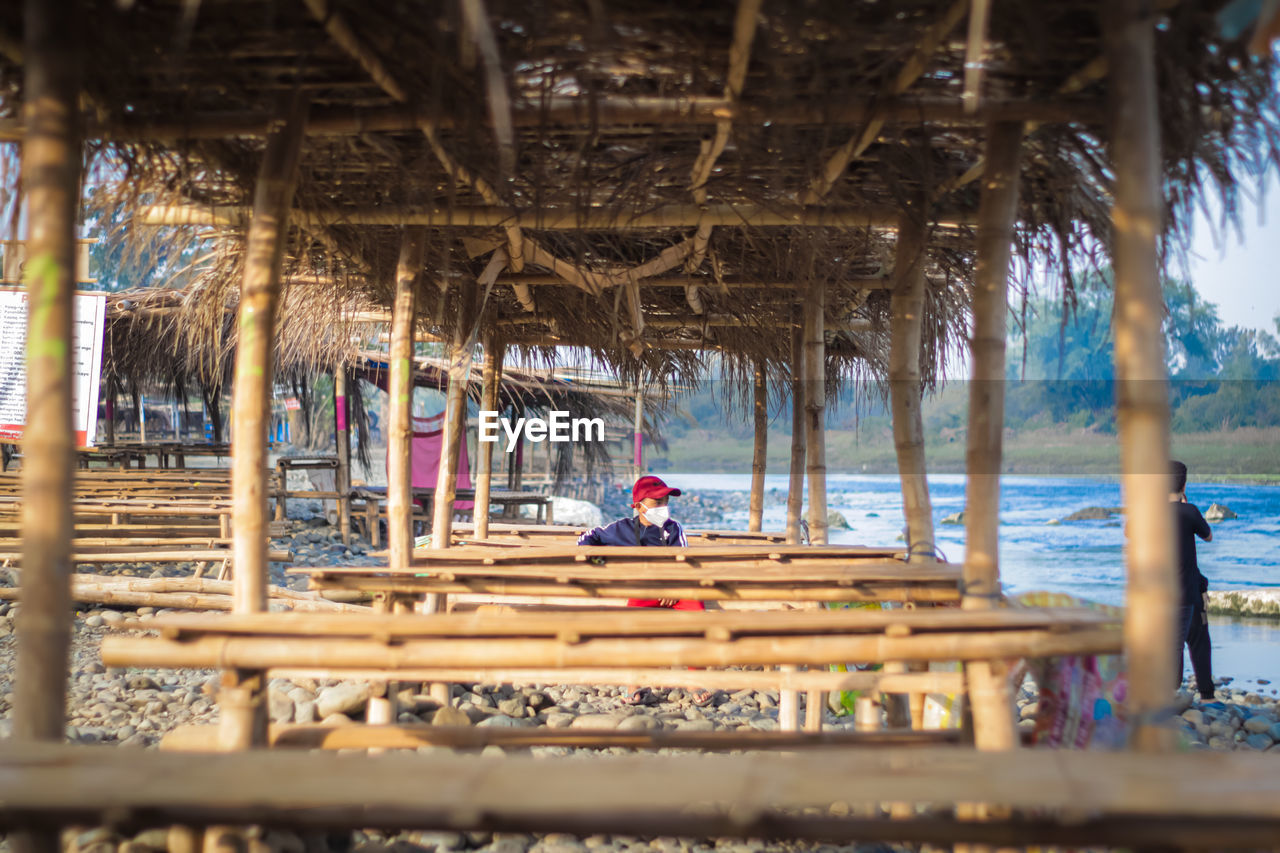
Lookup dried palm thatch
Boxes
[0,0,1274,413]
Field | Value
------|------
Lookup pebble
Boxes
[432,706,472,727]
[569,713,621,730]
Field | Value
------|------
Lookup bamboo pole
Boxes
[101,627,1124,671]
[888,209,935,563]
[230,99,307,615]
[0,574,368,612]
[139,202,977,232]
[748,357,767,532]
[14,0,80,792]
[333,367,352,544]
[473,334,504,539]
[1104,0,1177,753]
[431,281,479,549]
[961,122,1025,753]
[387,229,427,574]
[632,384,644,481]
[161,722,958,753]
[786,308,806,545]
[803,280,829,546]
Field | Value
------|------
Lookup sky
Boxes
[1185,176,1280,336]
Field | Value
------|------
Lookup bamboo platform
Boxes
[1,743,1279,848]
[100,607,1121,671]
[294,544,955,603]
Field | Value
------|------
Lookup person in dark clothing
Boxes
[577,475,699,609]
[1170,460,1215,699]
[577,475,709,705]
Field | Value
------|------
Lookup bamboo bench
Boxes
[102,607,1118,736]
[5,743,1275,848]
[293,544,956,607]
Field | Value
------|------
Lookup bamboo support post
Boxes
[334,367,352,544]
[962,120,1026,753]
[1105,0,1177,752]
[748,357,767,532]
[778,665,799,732]
[786,309,806,545]
[14,4,80,817]
[803,280,828,546]
[473,334,504,540]
[804,689,825,732]
[387,229,427,573]
[431,281,479,550]
[888,208,935,563]
[230,99,307,614]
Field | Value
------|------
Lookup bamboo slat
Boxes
[803,279,828,545]
[5,744,1276,848]
[117,606,1118,640]
[100,626,1121,671]
[160,722,962,753]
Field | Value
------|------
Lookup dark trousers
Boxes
[1175,604,1195,690]
[1186,602,1214,699]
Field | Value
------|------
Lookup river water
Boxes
[674,472,1280,690]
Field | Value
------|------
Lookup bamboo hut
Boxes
[2,0,1279,845]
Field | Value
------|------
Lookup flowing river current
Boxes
[672,472,1280,690]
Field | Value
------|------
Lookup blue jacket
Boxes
[576,516,688,547]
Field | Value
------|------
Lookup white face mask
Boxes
[641,504,670,526]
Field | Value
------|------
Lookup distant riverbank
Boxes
[654,425,1280,482]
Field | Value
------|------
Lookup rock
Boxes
[1245,733,1274,750]
[1181,709,1205,726]
[126,675,159,691]
[674,718,715,732]
[320,713,353,725]
[421,705,468,727]
[1046,518,1061,526]
[1268,721,1280,742]
[1204,503,1237,522]
[497,695,528,717]
[569,713,621,730]
[1244,715,1274,734]
[315,683,372,718]
[532,841,588,853]
[545,712,576,729]
[268,687,295,723]
[747,716,779,732]
[941,511,965,525]
[294,699,317,724]
[476,714,526,728]
[84,613,105,628]
[826,510,851,530]
[1063,506,1118,522]
[405,832,466,851]
[616,714,661,732]
[478,840,529,853]
[1208,720,1235,738]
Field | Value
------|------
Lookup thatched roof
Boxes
[2,1,1276,401]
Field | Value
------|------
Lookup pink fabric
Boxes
[408,413,473,509]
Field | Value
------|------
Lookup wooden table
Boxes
[295,544,958,606]
[275,456,346,522]
[350,486,478,546]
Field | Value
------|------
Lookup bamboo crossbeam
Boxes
[253,668,965,696]
[410,544,904,563]
[0,574,364,612]
[137,203,976,231]
[301,578,959,603]
[0,96,1101,142]
[160,722,962,753]
[100,626,1121,671]
[122,607,1116,641]
[2,744,1279,846]
[0,549,291,564]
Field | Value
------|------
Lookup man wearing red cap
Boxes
[577,475,709,704]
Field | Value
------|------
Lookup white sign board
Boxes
[0,288,107,447]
